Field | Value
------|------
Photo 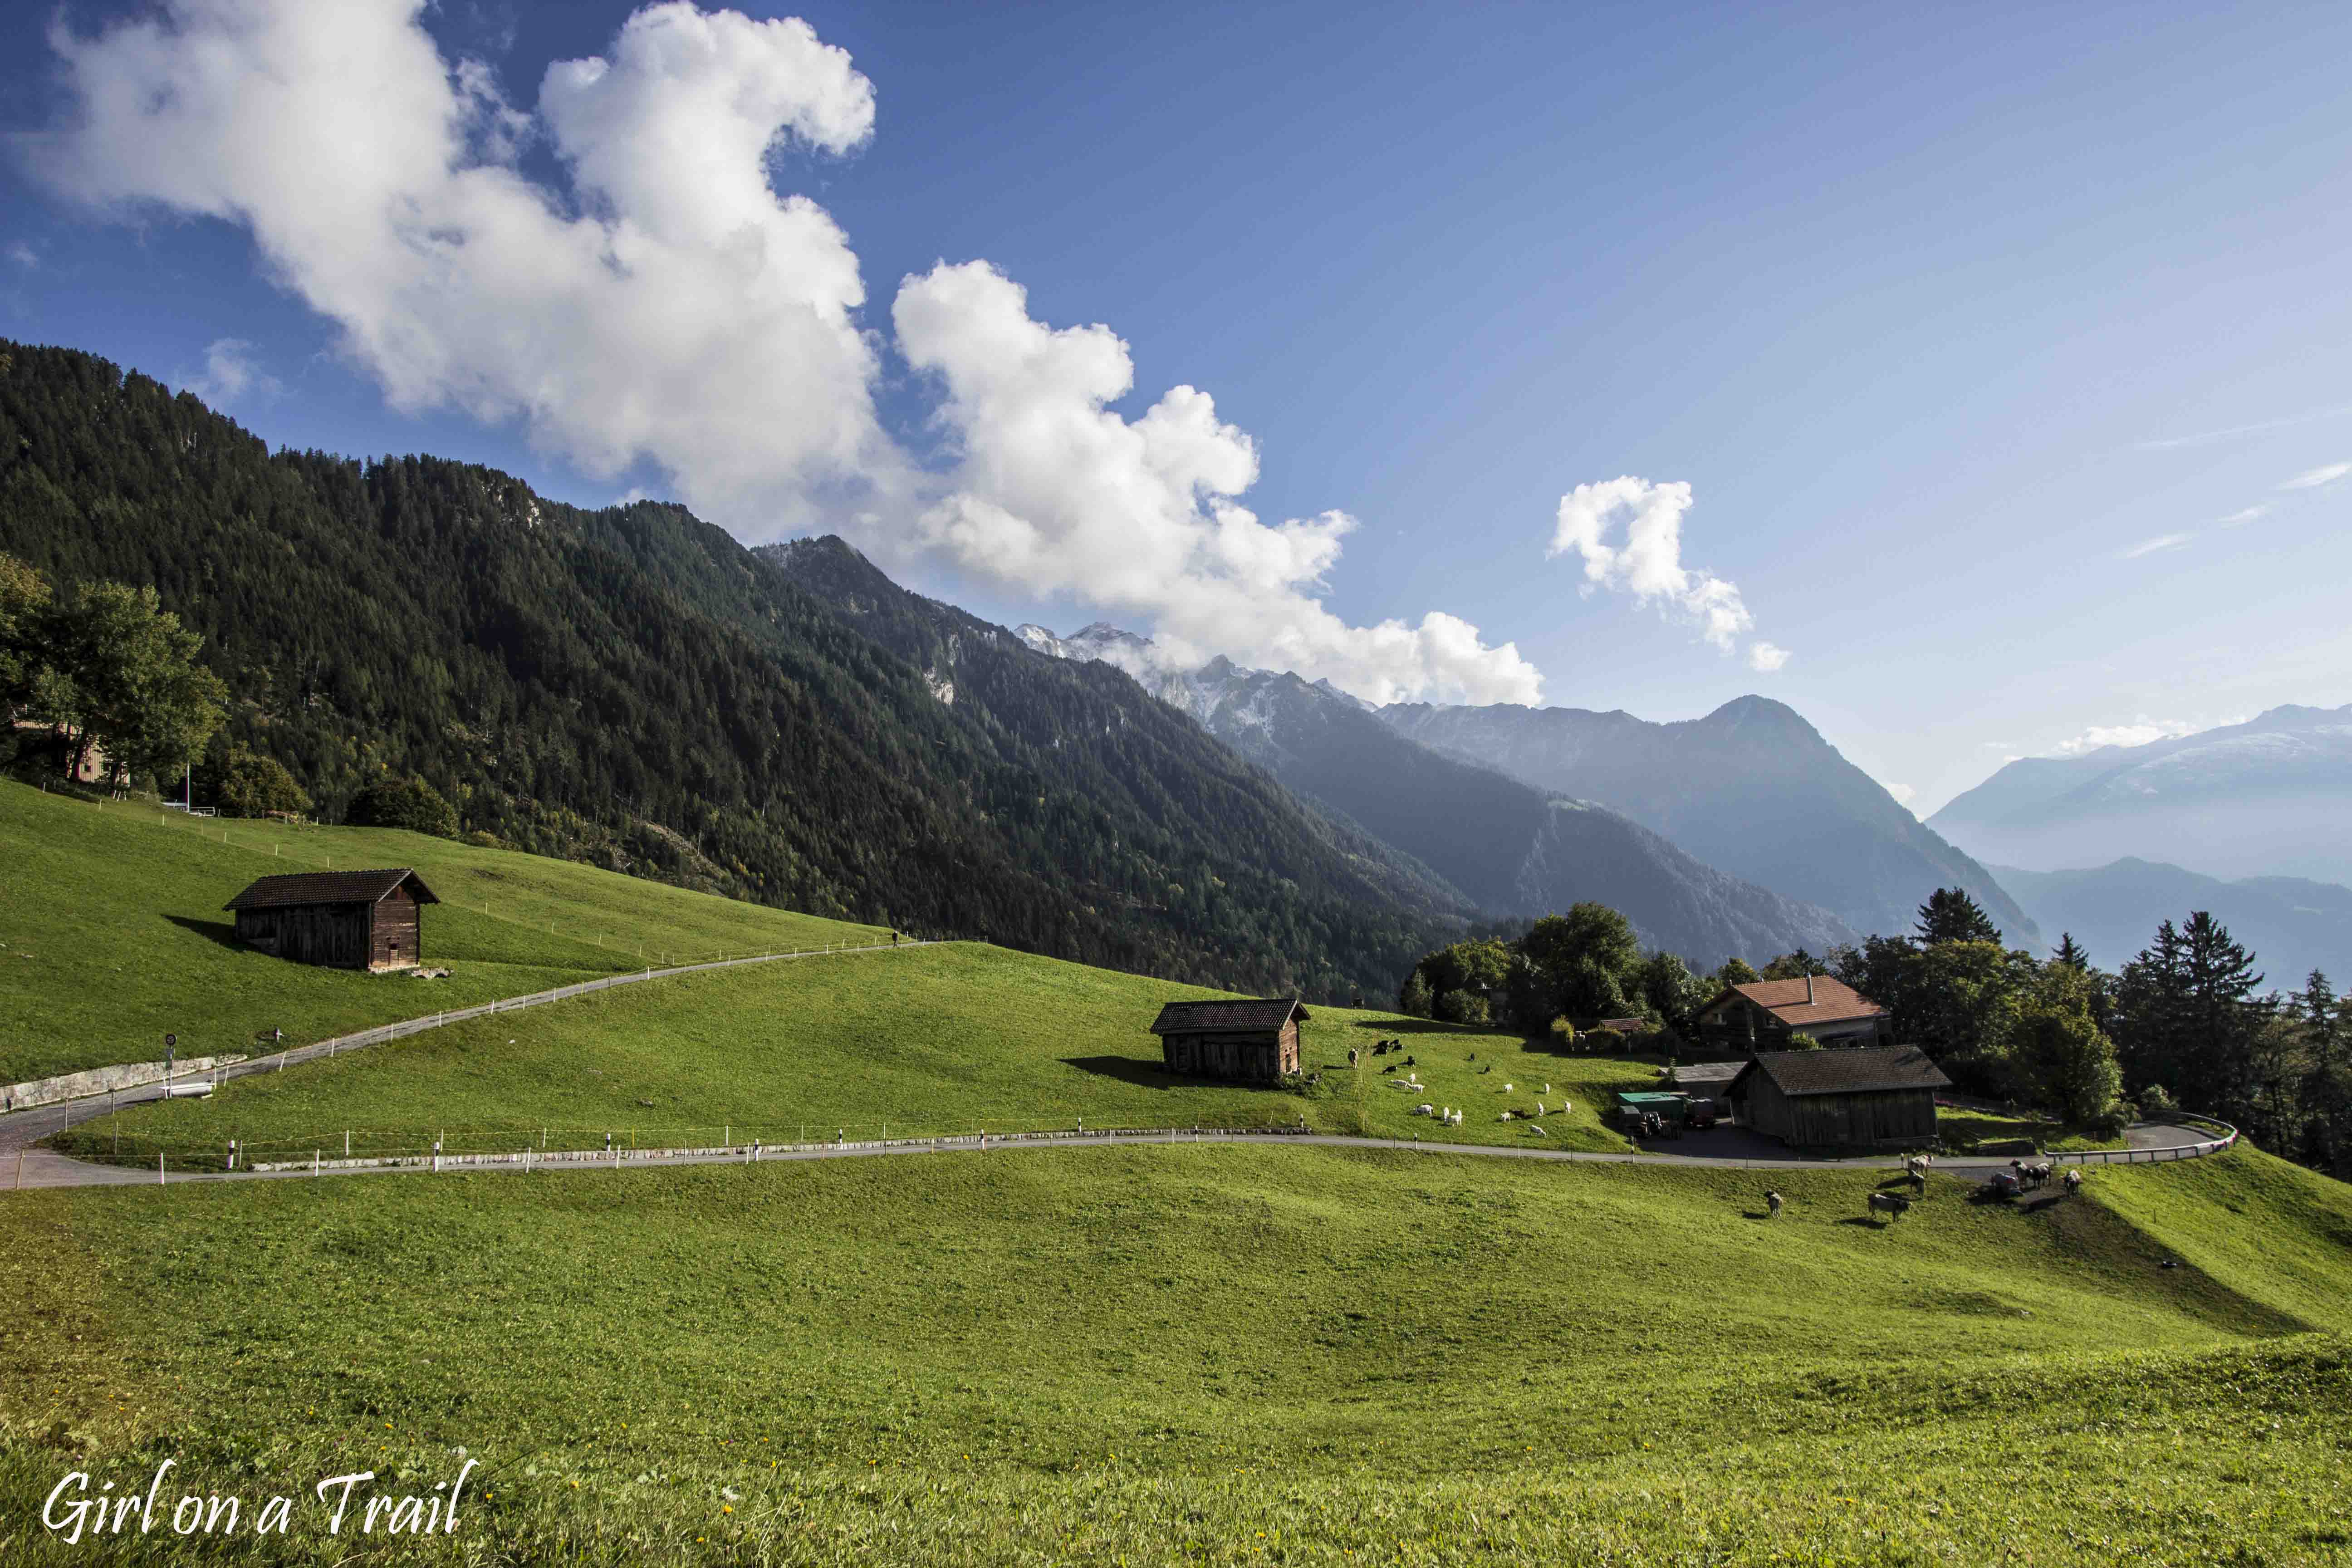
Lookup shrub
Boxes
[208,745,310,818]
[1548,1015,1576,1051]
[348,775,460,839]
[2139,1083,2179,1119]
[1433,989,1491,1026]
[1786,1031,1824,1050]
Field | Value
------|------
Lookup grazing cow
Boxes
[1909,1170,1927,1197]
[2063,1167,2084,1196]
[1765,1190,1784,1218]
[1868,1191,1913,1222]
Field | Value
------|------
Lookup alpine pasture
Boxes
[3,783,2351,1564]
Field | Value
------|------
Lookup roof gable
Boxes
[225,868,441,912]
[1732,1046,1951,1098]
[1702,975,1886,1028]
[1149,997,1310,1035]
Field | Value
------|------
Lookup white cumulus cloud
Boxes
[34,0,1540,705]
[892,261,1541,704]
[1547,476,1782,671]
[38,0,897,535]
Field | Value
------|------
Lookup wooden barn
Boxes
[1148,997,1310,1084]
[224,868,440,972]
[1727,1046,1950,1150]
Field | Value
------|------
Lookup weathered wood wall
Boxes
[234,903,372,969]
[1162,1020,1299,1084]
[1742,1075,1936,1148]
[372,887,421,969]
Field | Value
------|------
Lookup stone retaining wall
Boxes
[4,1054,249,1113]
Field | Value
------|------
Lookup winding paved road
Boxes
[0,1116,2221,1193]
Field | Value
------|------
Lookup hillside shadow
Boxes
[1836,1216,1888,1228]
[1062,1055,1181,1089]
[165,914,241,950]
[1345,1019,1478,1037]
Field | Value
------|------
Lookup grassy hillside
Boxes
[0,781,884,1083]
[60,939,1646,1165]
[1,1145,2346,1563]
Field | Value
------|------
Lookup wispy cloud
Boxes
[2118,532,2192,560]
[2051,719,2199,756]
[2215,505,2269,527]
[2277,461,2351,491]
[5,242,34,270]
[1746,640,1789,673]
[186,338,278,407]
[2136,405,2352,451]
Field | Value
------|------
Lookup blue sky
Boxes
[4,0,2347,812]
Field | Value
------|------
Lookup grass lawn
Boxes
[0,782,887,1084]
[0,1145,2346,1564]
[59,941,1646,1165]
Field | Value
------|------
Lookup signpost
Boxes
[163,1033,176,1098]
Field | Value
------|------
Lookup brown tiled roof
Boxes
[1733,1046,1950,1098]
[225,868,441,912]
[1710,976,1886,1028]
[1149,998,1311,1035]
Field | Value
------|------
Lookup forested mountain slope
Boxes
[0,341,1455,1001]
[1381,696,2037,946]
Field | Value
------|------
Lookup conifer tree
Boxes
[1915,887,2001,946]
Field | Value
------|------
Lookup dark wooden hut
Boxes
[224,868,440,972]
[1148,997,1310,1084]
[1726,1046,1950,1150]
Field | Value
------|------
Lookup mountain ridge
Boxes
[1004,625,1858,967]
[1930,705,2352,880]
[0,340,1462,1004]
[1376,696,2037,946]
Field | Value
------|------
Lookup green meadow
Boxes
[58,939,1644,1166]
[0,782,887,1084]
[9,776,2352,1563]
[1,1146,2347,1564]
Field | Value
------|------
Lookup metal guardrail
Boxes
[2042,1117,2238,1167]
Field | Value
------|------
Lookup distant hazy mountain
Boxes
[1994,858,2352,985]
[1377,697,2038,947]
[1929,706,2352,882]
[1011,635,1856,968]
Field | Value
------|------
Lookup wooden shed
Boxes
[1148,997,1310,1084]
[224,868,440,972]
[1727,1046,1950,1150]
